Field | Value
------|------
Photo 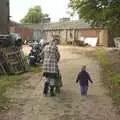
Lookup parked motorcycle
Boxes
[28,40,49,66]
[29,43,42,65]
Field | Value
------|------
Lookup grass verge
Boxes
[0,75,25,111]
[0,65,42,111]
[96,48,120,110]
[30,65,42,73]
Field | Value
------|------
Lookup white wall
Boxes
[114,37,120,48]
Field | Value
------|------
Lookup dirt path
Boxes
[0,46,119,120]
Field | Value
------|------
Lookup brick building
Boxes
[0,0,9,34]
[43,20,109,46]
[10,21,33,42]
[26,19,110,47]
[18,18,115,47]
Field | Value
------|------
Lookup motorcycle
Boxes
[29,43,42,65]
[28,39,49,66]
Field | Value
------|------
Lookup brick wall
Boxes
[79,29,99,38]
[9,22,33,42]
[44,29,109,46]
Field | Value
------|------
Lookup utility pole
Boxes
[0,0,10,34]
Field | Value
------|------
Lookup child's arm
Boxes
[76,73,80,83]
[87,72,93,83]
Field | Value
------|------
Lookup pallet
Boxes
[0,47,28,75]
[0,63,7,75]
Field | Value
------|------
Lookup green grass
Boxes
[96,48,120,106]
[0,64,42,110]
[0,75,24,111]
[96,48,110,65]
[30,65,42,73]
[0,65,42,111]
[0,53,42,111]
[24,55,42,74]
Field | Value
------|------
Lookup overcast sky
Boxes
[10,0,78,22]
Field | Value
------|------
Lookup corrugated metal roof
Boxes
[23,19,91,30]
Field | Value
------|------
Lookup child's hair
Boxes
[81,65,86,71]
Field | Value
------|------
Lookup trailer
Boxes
[0,0,9,34]
[0,0,29,75]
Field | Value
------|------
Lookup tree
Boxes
[69,0,120,36]
[20,6,49,24]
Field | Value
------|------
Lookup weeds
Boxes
[96,48,120,108]
[0,64,42,111]
[0,75,24,111]
[30,65,42,73]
